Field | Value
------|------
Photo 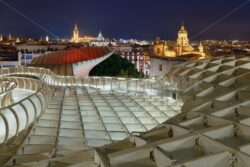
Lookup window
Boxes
[157,48,160,54]
[172,93,176,100]
[159,64,162,71]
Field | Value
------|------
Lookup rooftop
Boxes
[31,47,111,65]
[2,55,250,166]
[0,67,181,166]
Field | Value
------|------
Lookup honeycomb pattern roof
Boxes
[94,56,250,167]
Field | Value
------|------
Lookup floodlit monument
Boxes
[71,24,95,43]
[153,23,206,59]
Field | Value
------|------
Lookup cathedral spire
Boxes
[72,23,79,43]
[180,21,185,31]
[74,23,78,31]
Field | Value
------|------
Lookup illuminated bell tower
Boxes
[73,24,79,43]
[176,23,189,55]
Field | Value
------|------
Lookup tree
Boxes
[89,54,144,78]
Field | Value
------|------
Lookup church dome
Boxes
[182,45,194,52]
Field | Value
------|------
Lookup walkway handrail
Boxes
[0,66,178,144]
[0,79,17,95]
[0,77,49,144]
[0,67,176,96]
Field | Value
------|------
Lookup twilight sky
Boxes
[0,0,250,40]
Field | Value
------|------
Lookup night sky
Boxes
[0,0,250,40]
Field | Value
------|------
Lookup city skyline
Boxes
[0,0,250,40]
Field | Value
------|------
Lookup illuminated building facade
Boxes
[71,24,95,43]
[153,23,206,58]
[120,50,150,76]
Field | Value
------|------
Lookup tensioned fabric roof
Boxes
[31,47,111,65]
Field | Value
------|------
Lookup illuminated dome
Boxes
[181,45,194,52]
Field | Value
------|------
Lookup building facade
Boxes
[153,23,205,58]
[71,24,95,43]
[90,31,116,47]
[150,56,183,78]
[119,50,150,76]
[17,44,67,65]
